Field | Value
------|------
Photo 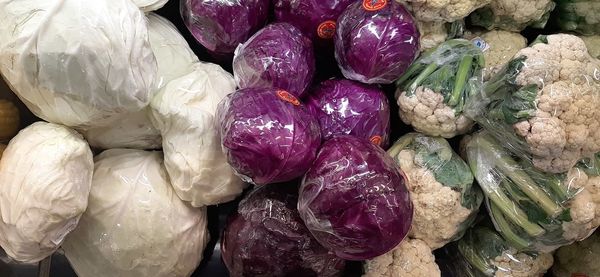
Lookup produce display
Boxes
[62,149,209,277]
[298,136,413,260]
[388,133,483,249]
[305,79,391,148]
[0,0,599,276]
[233,23,315,97]
[217,87,321,185]
[222,184,345,277]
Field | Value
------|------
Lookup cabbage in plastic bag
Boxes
[0,122,93,263]
[305,79,390,148]
[217,87,321,185]
[0,0,157,129]
[334,0,420,84]
[465,131,600,252]
[233,23,316,98]
[221,184,345,277]
[62,149,209,277]
[150,63,246,207]
[298,136,413,260]
[181,0,269,55]
[387,133,483,249]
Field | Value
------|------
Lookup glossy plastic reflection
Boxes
[217,87,321,185]
[221,185,345,277]
[334,0,420,84]
[233,23,316,97]
[306,79,390,148]
[181,0,269,55]
[298,136,413,260]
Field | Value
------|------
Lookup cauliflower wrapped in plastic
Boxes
[477,30,528,79]
[0,0,157,129]
[363,238,441,277]
[466,132,600,252]
[580,35,600,59]
[396,0,491,23]
[81,13,200,150]
[150,63,246,207]
[552,231,600,277]
[554,0,600,35]
[395,39,484,138]
[132,0,168,12]
[388,133,483,249]
[469,0,556,31]
[0,122,93,263]
[62,149,209,277]
[465,34,600,173]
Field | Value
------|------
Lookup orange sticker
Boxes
[369,135,382,146]
[317,20,336,39]
[363,0,387,11]
[276,90,300,106]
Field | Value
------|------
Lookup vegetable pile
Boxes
[0,0,598,276]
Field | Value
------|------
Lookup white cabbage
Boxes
[0,0,157,129]
[0,122,93,263]
[150,63,246,207]
[133,0,169,12]
[62,149,209,277]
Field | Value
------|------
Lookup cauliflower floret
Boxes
[580,35,600,59]
[480,30,527,79]
[396,0,491,22]
[398,87,473,138]
[552,231,600,277]
[363,238,441,277]
[491,249,554,277]
[469,0,555,31]
[561,168,600,241]
[416,21,448,52]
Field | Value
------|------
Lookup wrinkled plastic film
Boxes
[552,231,600,277]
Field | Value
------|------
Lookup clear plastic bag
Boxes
[395,39,484,138]
[387,133,483,249]
[465,131,600,252]
[552,231,600,277]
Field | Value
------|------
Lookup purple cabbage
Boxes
[305,79,391,148]
[233,23,316,98]
[217,87,321,185]
[181,0,269,55]
[334,0,420,84]
[273,0,355,42]
[221,185,345,277]
[298,136,413,260]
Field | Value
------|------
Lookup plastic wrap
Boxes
[395,0,490,23]
[62,149,209,277]
[150,63,246,207]
[0,0,157,129]
[395,39,483,138]
[334,0,420,84]
[387,133,483,249]
[0,122,93,263]
[465,131,600,252]
[581,35,600,59]
[464,34,600,174]
[363,238,441,277]
[273,0,355,42]
[469,0,556,31]
[553,0,600,35]
[233,23,315,98]
[132,0,168,12]
[217,87,321,185]
[0,100,19,142]
[221,184,345,277]
[298,136,413,260]
[305,79,391,148]
[439,226,554,277]
[476,30,528,80]
[552,231,600,277]
[181,0,269,55]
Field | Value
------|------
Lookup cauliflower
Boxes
[479,30,528,79]
[0,99,19,142]
[388,133,482,249]
[554,0,600,35]
[417,21,448,52]
[466,34,600,173]
[466,132,600,252]
[396,0,491,23]
[396,39,484,138]
[580,35,600,59]
[469,0,555,31]
[552,231,600,277]
[363,238,441,277]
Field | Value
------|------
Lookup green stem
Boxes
[395,62,427,88]
[458,240,494,276]
[448,55,474,106]
[490,202,532,250]
[479,134,563,218]
[407,63,438,92]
